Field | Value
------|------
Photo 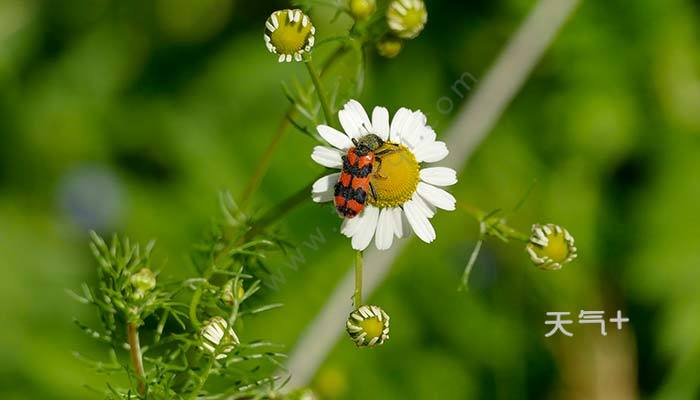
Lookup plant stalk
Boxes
[305,58,334,127]
[127,322,146,396]
[189,356,214,400]
[353,250,363,308]
[240,46,348,209]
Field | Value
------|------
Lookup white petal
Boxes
[417,182,456,211]
[351,206,380,251]
[411,191,436,218]
[317,125,353,150]
[403,199,436,243]
[374,208,395,250]
[420,167,458,186]
[415,126,437,147]
[311,146,343,168]
[389,108,412,142]
[371,106,390,141]
[341,213,363,237]
[400,111,427,149]
[390,207,407,238]
[413,141,449,163]
[338,99,371,139]
[311,173,340,203]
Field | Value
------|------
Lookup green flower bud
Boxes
[221,280,245,305]
[349,0,376,21]
[346,305,390,347]
[376,36,404,58]
[386,0,427,39]
[526,224,577,270]
[285,388,318,400]
[264,9,316,63]
[200,316,240,359]
[130,268,156,299]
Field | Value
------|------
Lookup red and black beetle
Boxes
[334,134,398,218]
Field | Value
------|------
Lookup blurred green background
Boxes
[2,0,700,399]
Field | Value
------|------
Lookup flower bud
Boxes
[346,305,390,347]
[526,224,577,270]
[285,388,318,400]
[221,280,245,306]
[386,0,427,39]
[376,36,403,58]
[349,0,376,21]
[200,316,240,359]
[130,268,156,299]
[264,9,316,63]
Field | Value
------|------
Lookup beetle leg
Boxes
[369,182,378,200]
[375,141,401,157]
[374,157,388,179]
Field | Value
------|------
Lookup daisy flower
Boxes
[264,9,315,63]
[310,99,457,251]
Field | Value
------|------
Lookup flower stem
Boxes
[458,229,484,292]
[354,250,363,308]
[249,174,323,235]
[305,58,335,127]
[127,322,146,396]
[189,355,214,400]
[239,116,291,209]
[239,46,348,209]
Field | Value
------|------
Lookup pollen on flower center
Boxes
[368,143,419,208]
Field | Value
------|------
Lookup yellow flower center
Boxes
[533,232,570,263]
[402,9,426,30]
[268,10,313,55]
[359,317,384,339]
[368,143,420,208]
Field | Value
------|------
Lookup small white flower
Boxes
[310,99,457,251]
[200,316,240,359]
[346,305,390,347]
[264,9,316,63]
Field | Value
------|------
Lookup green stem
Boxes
[189,356,214,400]
[458,232,484,292]
[239,46,348,210]
[249,174,323,235]
[354,250,363,308]
[127,322,146,396]
[189,289,203,328]
[239,116,291,208]
[305,58,334,127]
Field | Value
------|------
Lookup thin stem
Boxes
[353,250,363,308]
[189,356,215,400]
[189,289,203,328]
[239,116,291,208]
[458,228,485,292]
[127,322,146,396]
[239,46,348,209]
[249,174,322,235]
[305,58,334,127]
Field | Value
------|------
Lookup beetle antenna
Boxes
[361,123,371,135]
